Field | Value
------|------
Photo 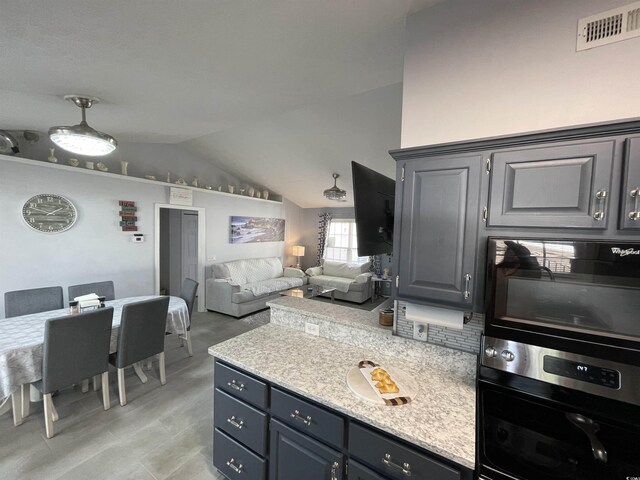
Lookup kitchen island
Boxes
[209,298,477,479]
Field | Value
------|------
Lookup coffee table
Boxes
[279,284,336,302]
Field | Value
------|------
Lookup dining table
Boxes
[0,295,189,414]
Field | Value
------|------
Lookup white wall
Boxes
[0,158,301,317]
[401,0,640,147]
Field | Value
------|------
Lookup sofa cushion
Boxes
[232,277,305,303]
[322,260,371,279]
[212,263,231,279]
[215,257,284,285]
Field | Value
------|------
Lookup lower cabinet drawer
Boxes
[349,459,390,480]
[215,361,268,410]
[349,423,460,480]
[214,428,266,480]
[214,388,268,456]
[271,387,344,448]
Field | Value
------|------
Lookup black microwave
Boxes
[485,238,640,365]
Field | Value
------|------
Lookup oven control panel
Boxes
[482,336,640,406]
[543,355,620,389]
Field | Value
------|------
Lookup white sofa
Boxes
[205,257,307,317]
[305,260,373,303]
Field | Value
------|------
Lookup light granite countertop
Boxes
[209,323,476,470]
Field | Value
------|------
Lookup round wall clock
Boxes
[22,194,78,233]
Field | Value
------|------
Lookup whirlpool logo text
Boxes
[611,247,640,257]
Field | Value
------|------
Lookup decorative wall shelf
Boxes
[0,154,283,204]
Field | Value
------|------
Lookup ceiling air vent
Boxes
[577,1,640,51]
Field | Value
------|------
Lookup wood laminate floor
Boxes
[0,310,259,480]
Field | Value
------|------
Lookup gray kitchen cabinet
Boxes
[487,141,615,229]
[269,419,344,480]
[213,359,474,480]
[621,136,640,229]
[395,154,483,310]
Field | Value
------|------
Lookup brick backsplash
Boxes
[396,301,484,355]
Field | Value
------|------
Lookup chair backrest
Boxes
[179,278,199,320]
[4,286,64,318]
[68,281,115,301]
[41,307,114,394]
[115,297,170,368]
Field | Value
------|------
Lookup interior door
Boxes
[181,211,198,283]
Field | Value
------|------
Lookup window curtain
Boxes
[316,213,332,266]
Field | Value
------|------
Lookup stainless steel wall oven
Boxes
[478,239,640,480]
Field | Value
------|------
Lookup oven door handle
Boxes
[566,413,608,463]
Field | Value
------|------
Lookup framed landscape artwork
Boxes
[230,216,285,243]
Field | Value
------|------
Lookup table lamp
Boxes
[292,245,305,269]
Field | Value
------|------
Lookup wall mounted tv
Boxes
[351,161,395,256]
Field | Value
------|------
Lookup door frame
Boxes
[154,203,206,312]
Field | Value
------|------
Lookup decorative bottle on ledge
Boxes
[47,148,58,163]
[120,160,129,176]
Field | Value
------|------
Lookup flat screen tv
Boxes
[351,161,395,256]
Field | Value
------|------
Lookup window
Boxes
[323,219,368,264]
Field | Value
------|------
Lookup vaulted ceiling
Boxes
[0,0,443,207]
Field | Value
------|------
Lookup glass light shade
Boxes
[49,123,117,157]
[292,246,305,257]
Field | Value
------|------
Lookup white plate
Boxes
[346,361,416,405]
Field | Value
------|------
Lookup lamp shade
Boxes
[292,246,305,257]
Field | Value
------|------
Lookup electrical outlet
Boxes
[304,322,320,336]
[207,255,217,262]
[413,322,428,341]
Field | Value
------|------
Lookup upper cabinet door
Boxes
[621,136,640,230]
[397,154,482,309]
[488,141,615,229]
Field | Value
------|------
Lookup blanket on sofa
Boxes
[308,275,354,293]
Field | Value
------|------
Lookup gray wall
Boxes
[0,157,303,318]
[401,0,640,147]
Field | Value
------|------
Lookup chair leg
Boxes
[93,375,100,391]
[51,401,59,422]
[30,384,42,402]
[11,392,22,426]
[186,330,193,357]
[159,352,166,386]
[146,358,152,370]
[117,368,127,406]
[43,394,54,438]
[133,362,148,383]
[81,379,89,393]
[21,384,30,418]
[101,372,110,410]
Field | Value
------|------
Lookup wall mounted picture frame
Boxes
[230,216,285,243]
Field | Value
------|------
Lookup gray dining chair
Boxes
[109,296,170,406]
[4,286,63,318]
[32,307,114,438]
[179,278,198,357]
[4,285,64,424]
[68,281,115,301]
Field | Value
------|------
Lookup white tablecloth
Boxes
[0,296,188,400]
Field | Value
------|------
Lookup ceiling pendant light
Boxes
[49,95,117,156]
[323,173,347,201]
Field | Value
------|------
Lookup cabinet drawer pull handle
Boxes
[630,187,640,221]
[290,409,312,426]
[330,461,339,480]
[382,453,411,476]
[226,415,244,429]
[227,380,244,391]
[593,189,607,221]
[226,458,244,474]
[463,273,471,300]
